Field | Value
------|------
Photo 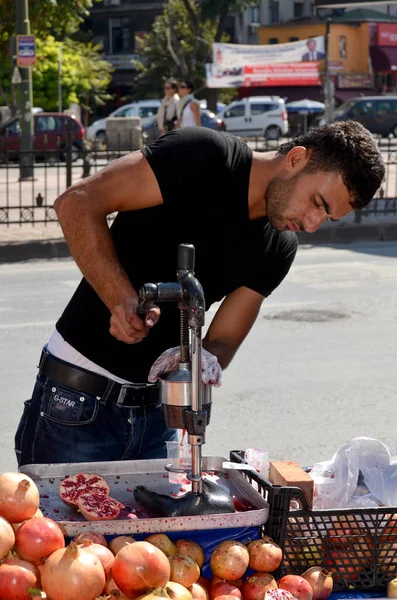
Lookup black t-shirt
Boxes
[56,128,298,381]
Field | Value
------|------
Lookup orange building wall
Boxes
[258,23,369,74]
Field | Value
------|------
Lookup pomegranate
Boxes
[176,539,205,568]
[301,567,333,600]
[278,575,313,600]
[109,535,136,555]
[169,553,201,587]
[104,576,123,595]
[199,576,212,593]
[324,550,361,580]
[212,577,226,586]
[210,541,249,581]
[0,556,41,600]
[59,472,110,507]
[136,585,193,600]
[167,581,194,600]
[242,573,277,600]
[211,582,242,599]
[211,596,239,600]
[74,530,108,547]
[190,582,210,600]
[146,533,178,556]
[78,538,115,578]
[41,541,106,600]
[247,537,283,572]
[77,491,124,520]
[388,577,397,598]
[15,516,65,564]
[11,508,44,532]
[0,472,40,523]
[112,540,171,596]
[0,515,15,560]
[265,590,298,600]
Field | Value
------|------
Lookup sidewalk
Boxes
[1,216,397,263]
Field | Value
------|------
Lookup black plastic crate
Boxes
[230,450,397,592]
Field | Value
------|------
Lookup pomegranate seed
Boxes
[127,488,132,492]
[180,488,186,492]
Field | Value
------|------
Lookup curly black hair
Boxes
[277,121,385,209]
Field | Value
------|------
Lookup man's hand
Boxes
[109,295,161,344]
[148,347,222,386]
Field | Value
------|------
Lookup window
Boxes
[251,103,279,115]
[269,1,279,24]
[36,116,61,132]
[375,100,397,115]
[289,36,299,42]
[269,38,279,45]
[5,120,20,135]
[250,6,260,23]
[294,2,304,18]
[139,106,159,118]
[351,101,374,117]
[224,104,245,118]
[110,18,131,53]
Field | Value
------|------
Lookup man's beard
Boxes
[265,173,301,231]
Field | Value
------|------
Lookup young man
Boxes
[15,122,385,466]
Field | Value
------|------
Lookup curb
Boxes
[1,223,397,263]
[0,238,70,263]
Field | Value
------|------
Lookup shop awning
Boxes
[370,46,397,72]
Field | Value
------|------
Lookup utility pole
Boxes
[323,17,335,123]
[58,44,63,113]
[16,0,34,180]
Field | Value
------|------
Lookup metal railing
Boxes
[0,130,397,227]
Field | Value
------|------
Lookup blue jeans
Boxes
[15,371,178,467]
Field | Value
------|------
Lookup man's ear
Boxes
[285,146,310,172]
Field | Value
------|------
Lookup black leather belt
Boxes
[38,351,160,409]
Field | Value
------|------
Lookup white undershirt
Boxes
[47,329,131,384]
[180,103,198,128]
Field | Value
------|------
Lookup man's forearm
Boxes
[54,187,136,311]
[202,339,235,370]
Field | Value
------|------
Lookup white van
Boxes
[87,100,161,143]
[218,96,289,139]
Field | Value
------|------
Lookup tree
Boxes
[33,36,113,124]
[0,0,100,113]
[133,0,257,108]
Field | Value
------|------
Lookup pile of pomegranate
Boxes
[0,469,337,600]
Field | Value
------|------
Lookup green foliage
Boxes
[33,36,113,113]
[132,0,256,101]
[0,0,108,115]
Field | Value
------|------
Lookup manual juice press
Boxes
[134,244,235,517]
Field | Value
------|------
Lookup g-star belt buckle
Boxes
[116,384,140,408]
[116,383,158,408]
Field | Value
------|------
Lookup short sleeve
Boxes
[242,228,298,298]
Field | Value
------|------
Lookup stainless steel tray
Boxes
[20,456,269,536]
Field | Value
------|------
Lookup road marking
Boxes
[0,320,54,330]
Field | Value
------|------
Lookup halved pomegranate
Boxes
[59,473,110,507]
[77,491,124,521]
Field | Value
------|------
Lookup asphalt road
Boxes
[1,241,397,475]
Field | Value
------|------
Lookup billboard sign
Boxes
[377,24,397,47]
[212,36,325,68]
[206,62,321,88]
[17,35,36,67]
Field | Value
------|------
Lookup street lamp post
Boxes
[323,17,335,123]
[16,0,34,181]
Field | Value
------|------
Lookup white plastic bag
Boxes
[148,346,222,386]
[310,437,397,509]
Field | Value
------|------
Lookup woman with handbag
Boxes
[157,79,179,136]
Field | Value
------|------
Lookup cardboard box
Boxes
[269,460,314,507]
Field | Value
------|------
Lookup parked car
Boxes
[87,100,161,143]
[142,109,223,145]
[218,96,289,139]
[0,112,86,162]
[199,100,226,113]
[330,96,397,137]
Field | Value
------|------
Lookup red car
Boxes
[0,112,86,162]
